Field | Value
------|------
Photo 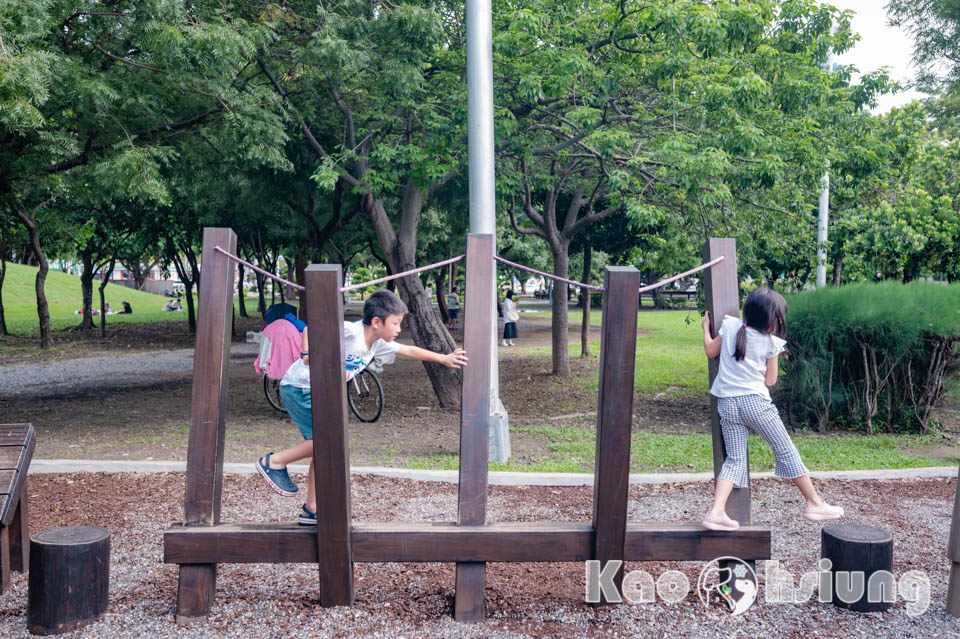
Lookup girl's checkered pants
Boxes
[716,394,809,487]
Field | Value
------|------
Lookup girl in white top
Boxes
[701,287,843,531]
[501,290,519,346]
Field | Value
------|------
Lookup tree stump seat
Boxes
[821,524,894,612]
[28,526,111,635]
[0,423,36,594]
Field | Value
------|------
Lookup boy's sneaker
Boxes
[803,501,844,522]
[255,453,299,496]
[298,504,317,526]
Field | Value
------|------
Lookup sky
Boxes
[827,0,926,113]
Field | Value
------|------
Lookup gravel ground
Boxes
[0,473,958,638]
[0,344,259,397]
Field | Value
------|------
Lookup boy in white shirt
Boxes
[256,289,467,524]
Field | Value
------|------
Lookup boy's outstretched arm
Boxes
[395,343,468,369]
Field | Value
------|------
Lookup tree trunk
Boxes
[364,195,462,408]
[648,269,663,309]
[434,269,449,322]
[580,241,592,358]
[15,209,53,348]
[767,276,776,291]
[184,280,196,331]
[98,258,114,338]
[237,262,248,317]
[832,255,843,287]
[551,245,571,376]
[79,249,96,335]
[256,272,267,315]
[294,251,307,320]
[394,272,461,407]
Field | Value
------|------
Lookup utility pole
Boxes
[466,0,510,461]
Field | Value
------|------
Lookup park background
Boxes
[3,0,960,471]
[4,1,960,638]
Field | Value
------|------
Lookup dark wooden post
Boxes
[305,264,354,606]
[10,480,28,572]
[702,239,749,523]
[455,234,494,622]
[176,227,236,624]
[591,266,640,603]
[948,464,960,616]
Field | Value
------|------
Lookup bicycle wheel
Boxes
[347,368,384,423]
[264,375,287,413]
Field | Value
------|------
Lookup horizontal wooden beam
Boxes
[164,521,770,565]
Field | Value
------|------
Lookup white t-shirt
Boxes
[280,320,400,389]
[502,297,517,322]
[446,292,460,309]
[709,315,786,401]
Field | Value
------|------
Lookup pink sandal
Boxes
[803,502,844,522]
[702,511,740,531]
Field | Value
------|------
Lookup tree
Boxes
[255,1,471,407]
[497,0,872,374]
[0,1,288,346]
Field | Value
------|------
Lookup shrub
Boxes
[778,281,960,434]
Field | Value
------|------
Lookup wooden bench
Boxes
[0,423,36,593]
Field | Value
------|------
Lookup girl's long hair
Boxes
[734,288,787,361]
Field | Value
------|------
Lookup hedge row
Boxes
[778,281,960,433]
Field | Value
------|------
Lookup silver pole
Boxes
[816,171,829,288]
[466,0,510,461]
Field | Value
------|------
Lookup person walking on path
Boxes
[501,290,519,347]
[700,287,843,531]
[446,286,460,330]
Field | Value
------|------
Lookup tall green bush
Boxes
[779,281,960,433]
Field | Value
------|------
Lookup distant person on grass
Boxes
[501,289,519,346]
[255,289,468,525]
[446,286,460,330]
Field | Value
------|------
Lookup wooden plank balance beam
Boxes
[166,229,770,624]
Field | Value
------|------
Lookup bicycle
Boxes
[263,366,384,423]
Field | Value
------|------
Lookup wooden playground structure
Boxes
[163,227,775,623]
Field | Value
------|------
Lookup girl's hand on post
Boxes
[701,311,711,333]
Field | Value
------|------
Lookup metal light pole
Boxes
[816,171,829,288]
[466,0,510,461]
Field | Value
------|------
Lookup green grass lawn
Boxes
[524,309,708,396]
[1,262,187,334]
[405,424,952,474]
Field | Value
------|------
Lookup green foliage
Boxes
[780,281,960,433]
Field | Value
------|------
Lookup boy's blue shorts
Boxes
[279,384,313,439]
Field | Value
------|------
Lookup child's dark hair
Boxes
[363,289,408,325]
[505,290,514,299]
[734,287,787,361]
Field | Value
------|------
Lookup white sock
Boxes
[501,340,508,346]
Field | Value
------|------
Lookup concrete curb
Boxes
[28,460,959,486]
